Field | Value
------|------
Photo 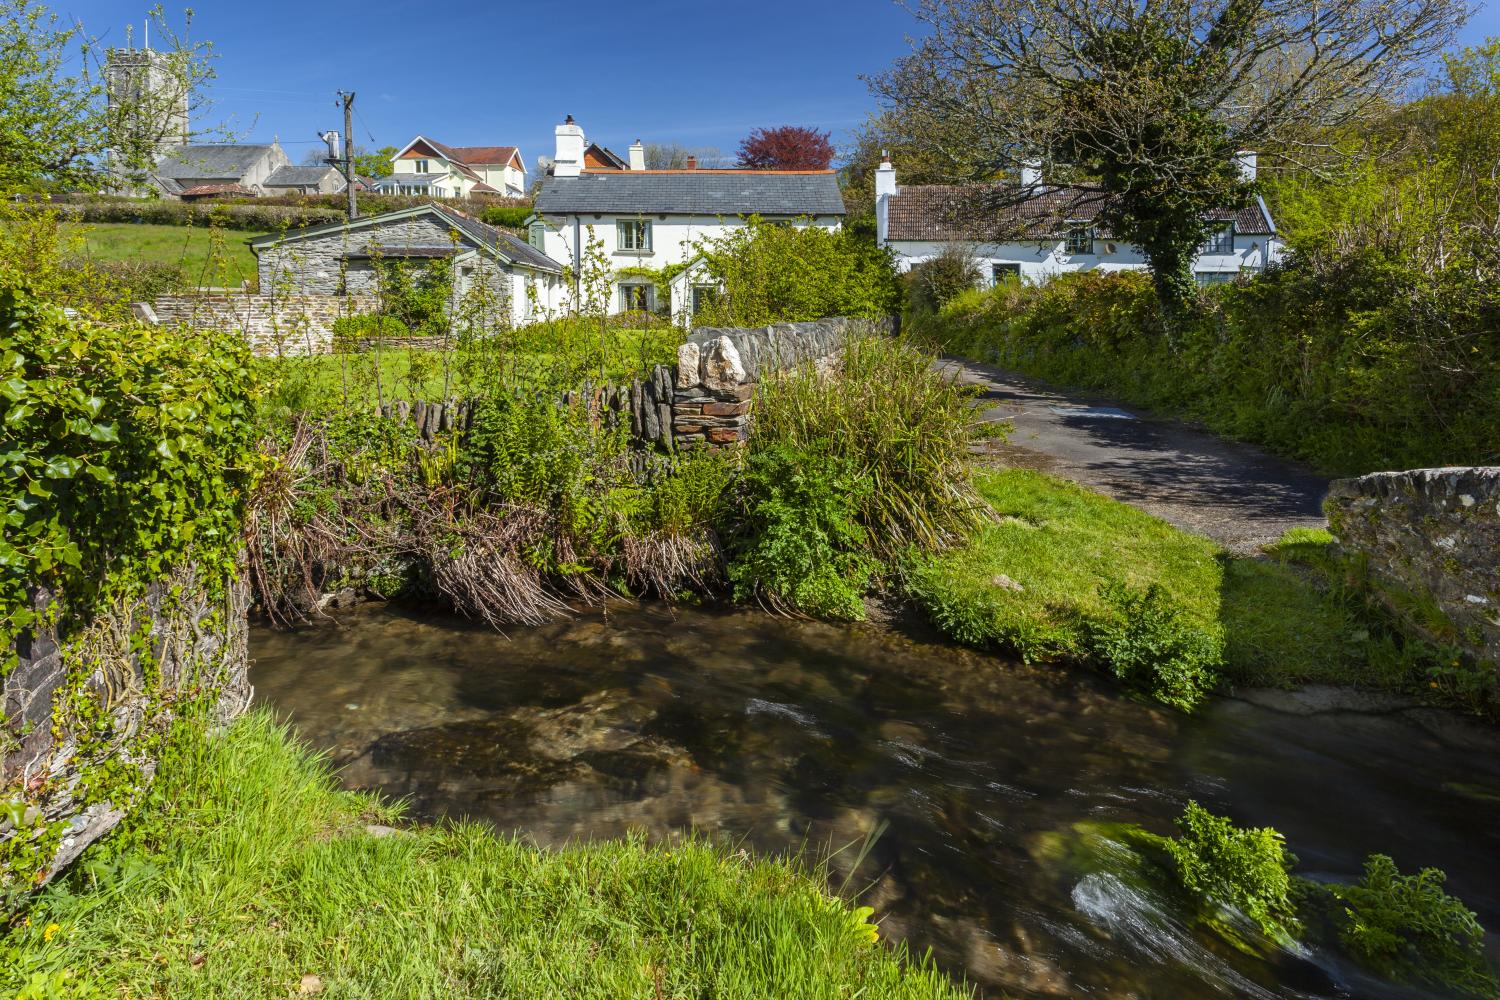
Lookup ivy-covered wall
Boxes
[0,285,258,912]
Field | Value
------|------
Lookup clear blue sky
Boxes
[62,0,1500,174]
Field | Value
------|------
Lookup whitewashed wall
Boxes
[887,233,1275,284]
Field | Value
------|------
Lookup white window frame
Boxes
[619,283,653,312]
[616,219,652,253]
[1202,225,1234,255]
[414,159,430,174]
[1064,226,1092,255]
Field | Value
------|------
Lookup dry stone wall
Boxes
[1326,467,1500,664]
[139,293,378,357]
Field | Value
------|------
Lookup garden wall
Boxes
[2,567,250,901]
[137,293,377,356]
[1326,467,1500,664]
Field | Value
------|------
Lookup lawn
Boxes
[64,222,262,286]
[905,469,1436,702]
[1,710,967,999]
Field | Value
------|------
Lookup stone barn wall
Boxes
[1326,467,1500,664]
[137,293,378,356]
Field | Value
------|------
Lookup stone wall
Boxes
[2,567,250,899]
[138,293,378,356]
[1326,467,1500,664]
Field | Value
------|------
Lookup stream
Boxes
[251,603,1500,998]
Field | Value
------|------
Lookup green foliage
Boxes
[373,258,453,337]
[0,283,258,661]
[904,246,982,315]
[641,449,734,536]
[1327,854,1498,998]
[915,259,1498,474]
[752,334,984,559]
[1,708,965,999]
[1091,582,1221,710]
[331,313,410,347]
[692,218,902,326]
[352,144,398,180]
[1161,802,1300,942]
[479,204,535,230]
[727,447,876,620]
[21,199,343,231]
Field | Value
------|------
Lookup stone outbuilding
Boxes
[249,202,567,328]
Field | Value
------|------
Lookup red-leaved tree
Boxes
[737,126,835,170]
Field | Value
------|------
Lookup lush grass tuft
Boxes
[2,710,969,999]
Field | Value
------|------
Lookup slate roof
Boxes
[535,170,846,217]
[886,184,1274,241]
[372,173,445,189]
[155,143,277,180]
[264,165,340,187]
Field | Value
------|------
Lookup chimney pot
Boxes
[686,155,697,170]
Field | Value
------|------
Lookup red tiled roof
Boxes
[178,182,256,198]
[447,145,520,167]
[886,184,1273,241]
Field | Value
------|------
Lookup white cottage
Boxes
[875,154,1281,285]
[374,137,528,199]
[530,116,846,320]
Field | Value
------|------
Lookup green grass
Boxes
[905,469,1455,705]
[63,222,262,287]
[2,710,968,999]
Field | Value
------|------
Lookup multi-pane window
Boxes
[617,219,652,252]
[620,284,651,312]
[992,262,1021,284]
[692,285,719,314]
[414,159,430,174]
[1064,227,1092,255]
[1202,225,1234,254]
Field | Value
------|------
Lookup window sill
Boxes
[613,249,654,257]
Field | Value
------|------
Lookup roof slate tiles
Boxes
[535,170,846,217]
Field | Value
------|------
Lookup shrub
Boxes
[480,204,534,230]
[1091,582,1223,710]
[727,447,876,620]
[905,245,981,315]
[1162,802,1300,942]
[752,334,985,558]
[19,200,345,231]
[331,313,411,349]
[1329,855,1498,998]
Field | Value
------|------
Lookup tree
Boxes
[354,145,397,179]
[737,126,835,170]
[872,0,1470,311]
[644,143,727,169]
[0,1,218,193]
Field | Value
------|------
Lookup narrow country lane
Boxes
[949,358,1331,553]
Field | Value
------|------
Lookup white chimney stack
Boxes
[554,114,585,178]
[629,138,646,171]
[1020,159,1042,190]
[1236,150,1257,183]
[875,152,898,246]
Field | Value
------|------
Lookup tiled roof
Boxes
[886,184,1274,241]
[447,145,520,167]
[155,143,277,180]
[264,165,339,187]
[179,182,256,198]
[535,169,846,217]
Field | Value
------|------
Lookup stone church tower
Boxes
[105,42,191,171]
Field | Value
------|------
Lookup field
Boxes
[64,222,263,286]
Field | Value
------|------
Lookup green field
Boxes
[65,222,263,286]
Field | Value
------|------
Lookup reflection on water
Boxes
[250,603,1500,999]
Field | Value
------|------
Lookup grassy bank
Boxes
[904,469,1483,711]
[2,710,967,999]
[63,222,261,286]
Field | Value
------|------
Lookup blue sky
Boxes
[62,0,1500,174]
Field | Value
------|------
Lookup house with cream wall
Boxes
[374,137,528,199]
[529,116,845,320]
[875,153,1281,285]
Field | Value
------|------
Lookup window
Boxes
[1195,270,1237,286]
[992,262,1021,284]
[1202,225,1234,255]
[1064,227,1092,255]
[692,285,719,314]
[619,283,652,312]
[414,159,430,174]
[528,222,546,250]
[617,219,652,252]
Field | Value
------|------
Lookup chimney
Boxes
[1020,159,1042,191]
[686,155,697,170]
[554,114,585,178]
[875,152,898,247]
[629,139,645,171]
[1236,150,1257,183]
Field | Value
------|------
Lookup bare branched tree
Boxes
[872,0,1471,309]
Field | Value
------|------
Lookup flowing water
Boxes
[251,603,1500,999]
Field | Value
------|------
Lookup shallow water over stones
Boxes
[251,603,1500,999]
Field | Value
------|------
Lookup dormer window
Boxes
[1064,226,1092,255]
[1202,225,1234,254]
[414,159,430,174]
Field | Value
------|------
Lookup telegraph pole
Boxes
[337,90,358,219]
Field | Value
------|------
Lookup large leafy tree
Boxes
[737,126,836,170]
[872,0,1470,310]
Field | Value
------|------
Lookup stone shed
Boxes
[249,202,567,328]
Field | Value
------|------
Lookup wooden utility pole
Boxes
[337,90,358,219]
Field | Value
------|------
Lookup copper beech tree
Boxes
[737,127,837,170]
[872,0,1470,311]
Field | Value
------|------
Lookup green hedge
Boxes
[915,253,1500,475]
[24,200,345,231]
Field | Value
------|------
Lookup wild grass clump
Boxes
[752,334,986,559]
[0,709,970,999]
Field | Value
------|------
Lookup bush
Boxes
[19,200,345,231]
[752,334,984,558]
[905,245,981,315]
[1329,855,1498,998]
[480,204,534,230]
[727,447,876,620]
[1161,803,1300,942]
[331,314,411,350]
[1091,582,1223,710]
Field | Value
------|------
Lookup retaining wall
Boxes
[1326,467,1500,663]
[136,293,378,357]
